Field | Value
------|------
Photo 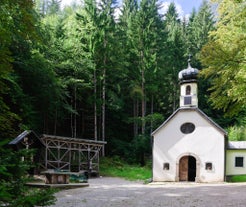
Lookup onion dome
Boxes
[178,57,199,83]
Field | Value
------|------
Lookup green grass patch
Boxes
[228,175,246,182]
[100,156,152,181]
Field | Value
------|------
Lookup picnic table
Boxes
[41,170,88,184]
[42,170,70,184]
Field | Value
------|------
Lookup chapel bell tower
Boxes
[178,57,199,108]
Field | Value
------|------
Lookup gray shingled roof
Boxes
[9,130,31,145]
[9,130,44,147]
[228,141,246,149]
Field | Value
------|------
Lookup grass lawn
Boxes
[100,157,152,181]
[228,175,246,182]
[100,158,246,183]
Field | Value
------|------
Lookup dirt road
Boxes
[49,177,246,207]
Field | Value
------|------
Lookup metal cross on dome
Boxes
[188,54,192,67]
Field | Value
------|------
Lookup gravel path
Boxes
[49,177,246,207]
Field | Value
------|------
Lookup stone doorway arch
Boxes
[176,153,200,182]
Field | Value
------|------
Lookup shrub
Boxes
[0,144,56,207]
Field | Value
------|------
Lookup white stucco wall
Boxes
[226,150,246,175]
[152,109,225,182]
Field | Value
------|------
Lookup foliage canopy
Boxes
[200,0,246,117]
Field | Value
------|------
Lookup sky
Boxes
[61,0,204,17]
[158,0,204,18]
[174,0,204,15]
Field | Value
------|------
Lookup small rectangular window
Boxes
[205,162,212,170]
[163,163,170,170]
[235,157,244,167]
[184,96,192,105]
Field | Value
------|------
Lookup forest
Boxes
[0,0,245,205]
[0,0,246,161]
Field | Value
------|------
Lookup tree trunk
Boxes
[102,67,106,156]
[150,94,154,134]
[74,86,77,138]
[53,105,57,135]
[101,38,107,156]
[172,67,177,112]
[133,99,139,137]
[140,51,145,135]
[70,105,73,138]
[94,68,98,141]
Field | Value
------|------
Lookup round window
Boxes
[180,122,195,134]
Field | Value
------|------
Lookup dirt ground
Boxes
[49,177,246,207]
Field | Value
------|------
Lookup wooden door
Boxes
[179,156,188,181]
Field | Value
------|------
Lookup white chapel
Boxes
[152,59,246,182]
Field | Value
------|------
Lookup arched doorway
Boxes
[179,155,196,181]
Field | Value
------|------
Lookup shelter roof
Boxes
[42,134,107,146]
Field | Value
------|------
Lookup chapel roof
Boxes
[151,107,227,136]
[178,57,199,83]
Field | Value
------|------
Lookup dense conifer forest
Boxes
[0,0,245,158]
[0,0,245,205]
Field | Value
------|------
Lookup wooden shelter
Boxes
[41,134,106,175]
[9,131,106,176]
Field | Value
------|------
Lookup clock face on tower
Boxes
[180,122,195,134]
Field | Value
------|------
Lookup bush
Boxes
[228,175,246,183]
[0,145,56,207]
[228,125,246,141]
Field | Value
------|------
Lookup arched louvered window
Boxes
[186,85,191,95]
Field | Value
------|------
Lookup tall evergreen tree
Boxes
[187,0,214,66]
[118,0,140,138]
[97,0,117,154]
[121,0,163,164]
[185,1,216,118]
[76,0,100,139]
[162,3,186,113]
[76,0,118,154]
